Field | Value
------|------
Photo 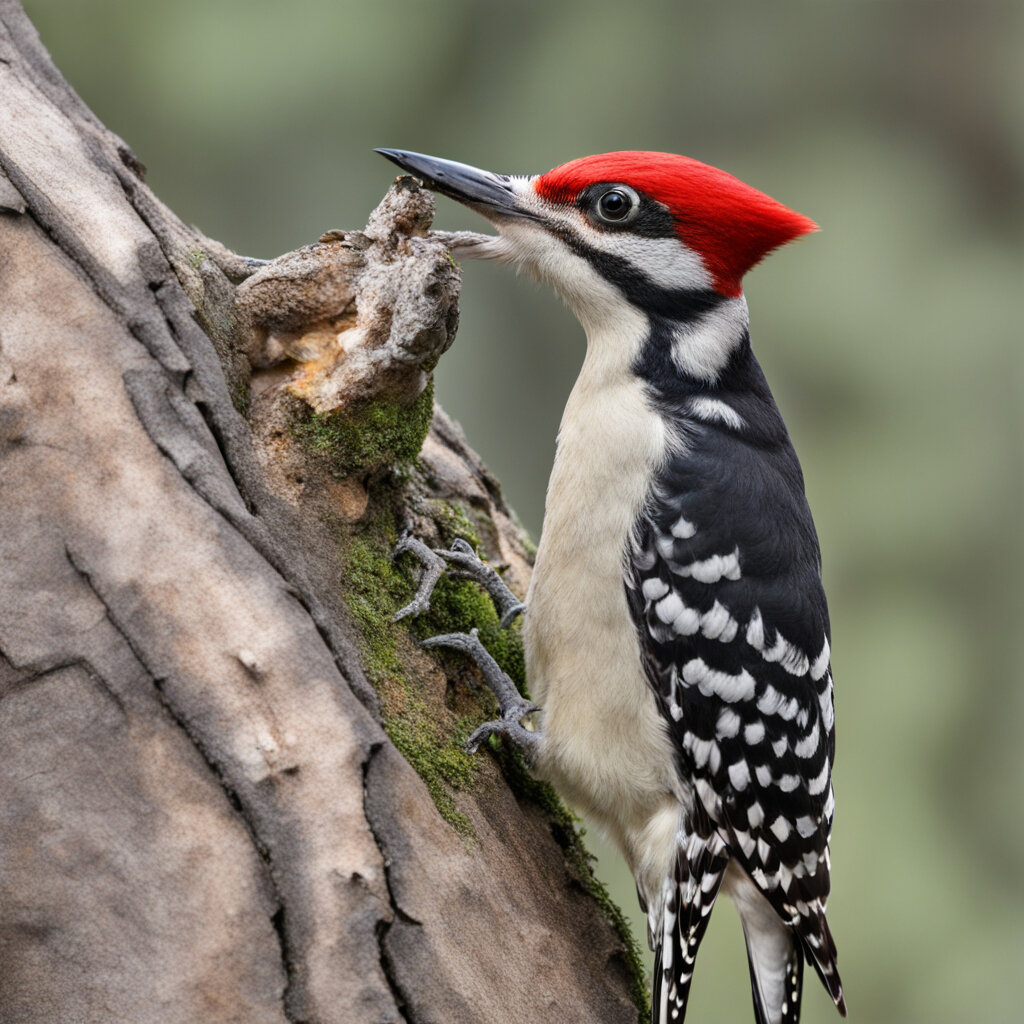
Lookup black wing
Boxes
[625,370,843,1008]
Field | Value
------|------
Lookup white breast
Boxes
[523,303,683,861]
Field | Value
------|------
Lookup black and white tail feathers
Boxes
[651,831,729,1024]
[730,868,805,1024]
[651,858,845,1024]
[797,908,846,1016]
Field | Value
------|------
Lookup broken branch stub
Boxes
[237,176,460,416]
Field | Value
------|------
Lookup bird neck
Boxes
[598,290,750,402]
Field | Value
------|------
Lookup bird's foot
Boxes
[393,535,524,627]
[465,716,541,759]
[420,628,541,761]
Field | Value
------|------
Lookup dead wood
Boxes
[0,3,646,1021]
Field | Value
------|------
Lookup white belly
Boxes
[523,355,683,868]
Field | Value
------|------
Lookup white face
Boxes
[472,177,714,312]
[456,177,749,382]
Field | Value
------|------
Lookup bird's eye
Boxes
[595,186,638,225]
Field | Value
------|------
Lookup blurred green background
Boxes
[23,1,1023,1020]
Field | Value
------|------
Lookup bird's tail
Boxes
[651,832,729,1024]
[730,868,846,1022]
[797,907,846,1017]
[734,879,804,1023]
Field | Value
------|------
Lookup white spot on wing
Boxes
[728,759,751,790]
[696,778,720,817]
[744,720,765,745]
[689,736,718,770]
[700,600,739,641]
[807,760,830,796]
[688,396,747,431]
[794,729,820,759]
[746,608,765,650]
[810,637,831,681]
[682,659,756,702]
[757,686,800,720]
[671,516,696,539]
[655,592,684,624]
[673,605,701,635]
[770,816,792,842]
[716,708,741,739]
[642,577,669,601]
[819,674,835,731]
[796,816,817,838]
[656,533,676,559]
[762,630,810,677]
[734,829,756,857]
[673,548,742,584]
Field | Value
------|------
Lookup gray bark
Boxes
[0,3,644,1022]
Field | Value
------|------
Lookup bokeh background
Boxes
[23,1,1023,1020]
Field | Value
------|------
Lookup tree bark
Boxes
[0,3,645,1023]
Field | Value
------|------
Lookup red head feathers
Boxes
[534,151,817,298]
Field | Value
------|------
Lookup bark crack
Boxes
[127,267,382,716]
[0,152,191,382]
[362,741,417,1024]
[120,357,380,716]
[62,543,301,1024]
[0,651,126,714]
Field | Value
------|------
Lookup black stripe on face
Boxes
[544,219,724,323]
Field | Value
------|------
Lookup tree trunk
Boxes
[0,3,646,1023]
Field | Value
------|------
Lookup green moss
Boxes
[294,380,434,476]
[411,574,527,695]
[380,697,478,839]
[339,500,647,1016]
[406,501,527,692]
[340,515,481,839]
[432,500,481,549]
[189,247,206,269]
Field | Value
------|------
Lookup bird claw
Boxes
[466,715,541,760]
[393,535,540,758]
[420,628,542,756]
[392,535,446,621]
[392,533,524,627]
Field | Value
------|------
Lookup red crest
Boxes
[535,152,817,298]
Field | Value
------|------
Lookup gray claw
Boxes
[438,539,525,627]
[420,628,533,720]
[394,537,541,761]
[392,533,525,627]
[466,717,541,760]
[392,534,446,621]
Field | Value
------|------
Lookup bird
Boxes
[378,147,845,1024]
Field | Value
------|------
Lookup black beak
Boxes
[375,149,530,221]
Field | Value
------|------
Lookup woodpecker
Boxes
[379,148,845,1024]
